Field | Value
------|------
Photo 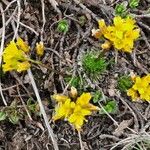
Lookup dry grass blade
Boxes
[0,3,7,106]
[27,69,59,150]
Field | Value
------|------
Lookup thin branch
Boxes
[78,130,84,150]
[0,3,7,106]
[13,18,39,36]
[13,0,21,40]
[40,0,46,41]
[27,69,59,150]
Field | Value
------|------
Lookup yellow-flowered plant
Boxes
[2,38,44,72]
[2,39,31,72]
[127,74,150,101]
[52,87,100,130]
[92,16,140,53]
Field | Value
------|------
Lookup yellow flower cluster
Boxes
[52,88,100,130]
[127,74,150,101]
[2,38,31,72]
[2,38,45,72]
[92,16,140,52]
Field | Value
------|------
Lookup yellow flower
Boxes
[16,37,30,52]
[52,91,100,130]
[2,41,30,72]
[127,74,150,102]
[52,99,75,121]
[92,16,140,52]
[36,42,44,56]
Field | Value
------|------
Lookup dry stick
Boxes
[47,0,62,18]
[40,0,46,42]
[73,0,99,21]
[78,130,84,150]
[0,7,18,35]
[0,3,7,106]
[140,28,150,51]
[27,69,59,150]
[13,0,21,40]
[13,17,39,36]
[133,13,150,18]
[2,0,17,13]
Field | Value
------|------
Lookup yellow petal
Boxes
[17,61,31,72]
[70,86,78,98]
[52,94,69,103]
[16,37,30,52]
[76,93,92,106]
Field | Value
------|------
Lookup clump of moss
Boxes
[82,52,107,77]
[117,75,133,92]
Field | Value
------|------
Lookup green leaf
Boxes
[78,16,86,26]
[129,0,139,9]
[100,100,118,114]
[93,91,102,103]
[9,112,20,124]
[57,19,69,33]
[0,111,7,121]
[117,75,133,92]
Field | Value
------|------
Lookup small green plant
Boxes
[27,98,39,115]
[115,2,127,17]
[129,0,139,9]
[0,99,40,124]
[82,52,108,77]
[100,100,118,114]
[57,19,69,33]
[117,75,133,92]
[92,90,102,103]
[114,0,139,17]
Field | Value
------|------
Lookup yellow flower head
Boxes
[92,16,140,52]
[127,74,150,102]
[52,90,99,130]
[36,42,44,56]
[16,37,30,52]
[2,40,30,72]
